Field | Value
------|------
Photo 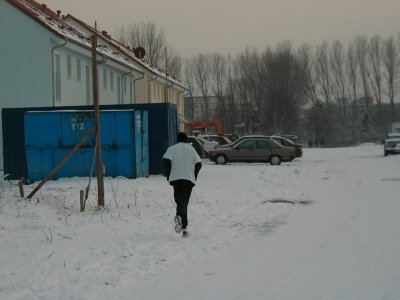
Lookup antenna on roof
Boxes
[134,46,146,59]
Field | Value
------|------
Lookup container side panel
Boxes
[101,149,116,178]
[114,111,133,145]
[115,148,135,178]
[134,111,142,178]
[60,112,95,147]
[99,112,114,145]
[141,111,149,177]
[53,148,95,179]
[25,149,53,181]
[25,112,60,147]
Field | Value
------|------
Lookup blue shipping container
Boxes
[2,103,175,179]
[24,110,148,180]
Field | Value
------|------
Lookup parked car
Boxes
[384,133,400,156]
[208,136,295,165]
[200,134,232,146]
[187,136,206,158]
[270,135,303,157]
[196,136,219,157]
[224,133,240,142]
[219,135,268,148]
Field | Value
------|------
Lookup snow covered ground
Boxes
[1,144,399,300]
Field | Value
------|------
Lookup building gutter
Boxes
[121,67,133,104]
[51,37,67,106]
[163,75,174,103]
[177,87,188,129]
[97,54,107,65]
[133,72,145,103]
[148,75,158,103]
[121,66,144,104]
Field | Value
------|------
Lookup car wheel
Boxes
[216,154,227,165]
[269,155,281,165]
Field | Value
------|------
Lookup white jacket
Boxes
[163,142,202,184]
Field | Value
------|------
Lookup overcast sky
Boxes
[43,0,400,57]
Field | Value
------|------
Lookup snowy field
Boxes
[1,144,399,300]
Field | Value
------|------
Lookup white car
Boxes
[196,136,219,157]
[384,133,400,156]
[200,134,232,146]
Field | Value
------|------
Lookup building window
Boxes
[103,68,107,90]
[67,54,72,80]
[110,71,114,92]
[76,58,81,81]
[55,53,61,101]
[123,77,127,95]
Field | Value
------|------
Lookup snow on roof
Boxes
[8,0,187,90]
[8,0,141,74]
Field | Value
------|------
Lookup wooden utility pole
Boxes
[91,34,104,207]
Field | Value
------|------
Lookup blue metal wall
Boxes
[2,103,176,180]
[24,110,148,180]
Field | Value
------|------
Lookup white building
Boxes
[0,0,187,170]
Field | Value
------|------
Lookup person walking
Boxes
[163,132,202,237]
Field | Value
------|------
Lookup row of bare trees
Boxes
[183,35,400,144]
[115,22,399,144]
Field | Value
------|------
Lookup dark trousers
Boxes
[172,180,194,229]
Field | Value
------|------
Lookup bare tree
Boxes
[367,35,384,132]
[210,53,228,125]
[306,100,335,146]
[163,47,182,80]
[233,49,258,133]
[354,35,371,110]
[260,41,308,133]
[383,36,399,123]
[210,53,227,97]
[316,41,332,104]
[234,48,261,132]
[192,53,211,119]
[183,58,196,95]
[115,22,181,76]
[330,40,348,115]
[224,54,238,133]
[329,40,349,143]
[346,41,361,141]
[182,58,196,120]
[115,22,165,67]
[298,43,319,104]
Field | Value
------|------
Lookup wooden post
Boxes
[91,34,104,208]
[79,190,85,212]
[18,180,24,198]
[80,190,84,212]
